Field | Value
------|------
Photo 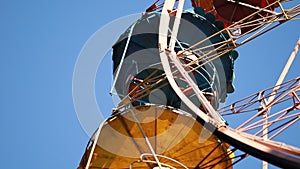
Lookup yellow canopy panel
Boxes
[78,105,232,169]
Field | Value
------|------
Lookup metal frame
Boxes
[80,1,300,169]
[115,1,300,112]
[218,77,300,140]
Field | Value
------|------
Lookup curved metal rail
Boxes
[158,0,300,168]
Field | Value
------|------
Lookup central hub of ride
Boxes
[112,7,238,112]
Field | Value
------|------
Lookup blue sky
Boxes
[0,0,299,169]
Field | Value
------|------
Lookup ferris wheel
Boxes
[77,0,300,168]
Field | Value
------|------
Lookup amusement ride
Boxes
[76,0,300,168]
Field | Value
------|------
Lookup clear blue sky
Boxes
[0,0,299,169]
